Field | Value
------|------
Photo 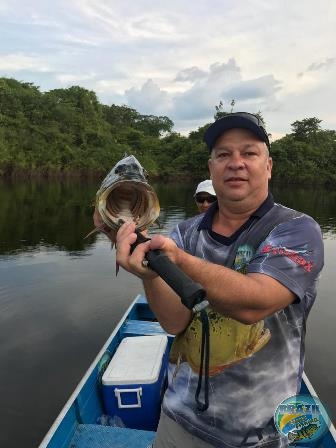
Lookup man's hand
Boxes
[115,221,158,280]
[93,207,117,243]
[115,222,193,334]
[147,233,181,265]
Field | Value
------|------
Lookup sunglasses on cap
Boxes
[204,111,270,151]
[195,195,217,204]
[234,112,269,140]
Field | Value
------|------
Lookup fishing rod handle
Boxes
[145,249,206,310]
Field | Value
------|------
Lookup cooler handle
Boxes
[114,387,142,408]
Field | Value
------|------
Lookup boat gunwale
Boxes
[301,372,336,440]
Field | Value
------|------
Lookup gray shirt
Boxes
[162,197,324,448]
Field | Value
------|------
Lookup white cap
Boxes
[194,179,216,197]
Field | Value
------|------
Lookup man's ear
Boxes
[267,157,273,180]
[208,158,213,176]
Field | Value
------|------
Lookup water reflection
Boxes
[0,178,99,255]
[271,183,336,237]
[0,179,335,258]
[0,178,335,447]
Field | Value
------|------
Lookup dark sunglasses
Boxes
[195,195,217,204]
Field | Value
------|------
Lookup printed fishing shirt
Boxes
[162,194,324,448]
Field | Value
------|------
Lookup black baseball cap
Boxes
[204,112,270,151]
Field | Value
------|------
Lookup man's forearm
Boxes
[175,248,295,324]
[143,276,192,334]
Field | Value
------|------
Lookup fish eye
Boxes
[115,164,125,174]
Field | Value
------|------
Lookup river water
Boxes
[0,179,335,447]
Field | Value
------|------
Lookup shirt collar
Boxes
[198,192,274,231]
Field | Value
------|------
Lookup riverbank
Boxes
[0,169,334,187]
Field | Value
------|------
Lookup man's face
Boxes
[195,193,217,213]
[208,128,272,205]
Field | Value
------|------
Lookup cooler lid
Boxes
[102,335,168,385]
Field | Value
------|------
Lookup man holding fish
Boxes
[96,112,324,448]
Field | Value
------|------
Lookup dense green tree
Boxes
[271,118,336,185]
[135,114,173,137]
[290,117,322,141]
[0,77,335,185]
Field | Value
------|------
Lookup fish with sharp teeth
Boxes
[86,155,160,273]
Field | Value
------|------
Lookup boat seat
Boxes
[70,424,155,448]
[122,319,167,336]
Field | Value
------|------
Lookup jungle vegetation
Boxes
[1,77,335,185]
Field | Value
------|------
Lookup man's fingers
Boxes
[148,234,166,250]
[117,221,136,239]
[113,222,159,279]
[149,234,177,252]
[116,222,138,261]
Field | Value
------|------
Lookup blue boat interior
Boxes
[41,295,336,448]
[70,425,155,448]
[44,296,168,448]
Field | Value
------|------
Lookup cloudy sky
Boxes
[1,0,335,139]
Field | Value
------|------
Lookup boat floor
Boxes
[70,424,155,448]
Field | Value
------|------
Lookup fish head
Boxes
[100,155,147,189]
[114,156,148,181]
[95,155,160,233]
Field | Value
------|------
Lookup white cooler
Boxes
[102,335,168,431]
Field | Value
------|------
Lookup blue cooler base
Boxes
[102,335,169,431]
[102,378,166,431]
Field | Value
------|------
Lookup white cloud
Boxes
[59,33,104,47]
[56,72,97,85]
[0,53,51,72]
[305,58,336,74]
[125,79,172,116]
[171,60,242,120]
[225,75,282,102]
[72,0,184,43]
[0,0,335,136]
[120,60,282,130]
[174,67,207,83]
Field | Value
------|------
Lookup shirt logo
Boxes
[262,245,315,272]
[233,244,254,273]
[274,395,331,444]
